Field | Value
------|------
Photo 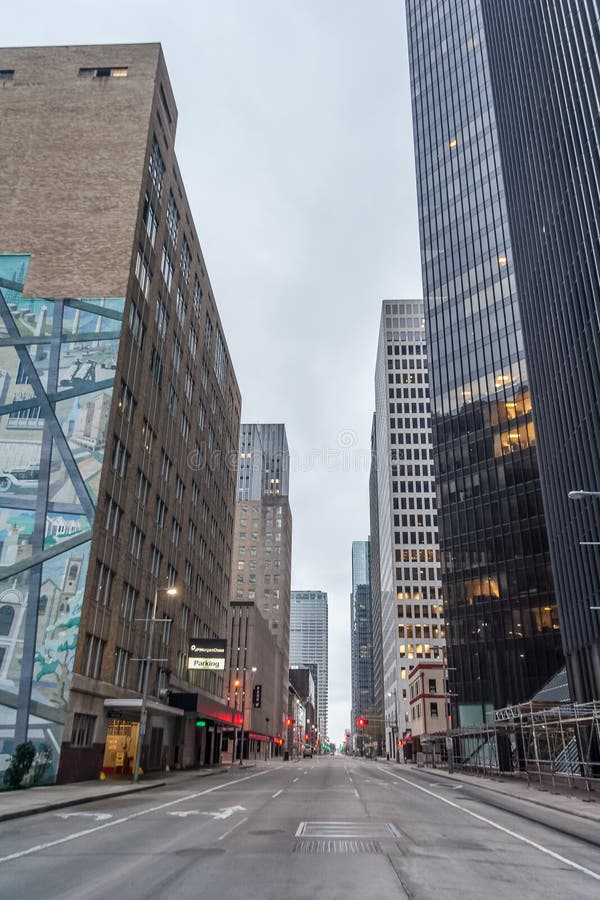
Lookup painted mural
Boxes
[0,254,124,781]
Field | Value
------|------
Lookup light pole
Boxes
[238,665,257,766]
[568,490,600,500]
[388,688,399,762]
[132,584,178,783]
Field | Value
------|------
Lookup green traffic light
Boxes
[196,719,206,728]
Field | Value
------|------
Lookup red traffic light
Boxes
[357,717,368,728]
[286,717,294,727]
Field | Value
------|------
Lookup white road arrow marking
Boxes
[57,812,112,822]
[168,805,246,820]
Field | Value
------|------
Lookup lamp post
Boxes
[568,490,600,500]
[388,688,399,762]
[238,665,257,766]
[132,584,178,783]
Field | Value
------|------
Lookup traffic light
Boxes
[286,717,294,727]
[357,717,368,728]
[305,733,310,741]
[252,684,262,708]
[195,719,206,728]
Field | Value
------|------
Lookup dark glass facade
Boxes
[481,0,600,701]
[406,0,564,723]
[350,541,375,733]
[369,414,385,721]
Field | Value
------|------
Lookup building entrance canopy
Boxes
[103,698,183,722]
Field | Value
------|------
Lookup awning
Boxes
[104,698,183,719]
[170,692,241,725]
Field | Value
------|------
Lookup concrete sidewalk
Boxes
[0,766,224,823]
[381,760,600,824]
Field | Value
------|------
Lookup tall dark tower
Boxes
[481,0,600,701]
[405,0,564,724]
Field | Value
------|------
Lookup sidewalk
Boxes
[381,759,600,824]
[0,766,225,823]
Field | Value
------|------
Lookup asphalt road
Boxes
[0,756,599,899]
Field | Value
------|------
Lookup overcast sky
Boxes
[4,1,422,744]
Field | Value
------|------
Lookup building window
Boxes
[166,193,180,244]
[0,70,15,81]
[430,702,439,718]
[142,193,158,247]
[161,245,174,292]
[214,329,228,392]
[83,634,105,679]
[189,326,198,359]
[176,289,187,327]
[155,296,169,339]
[104,496,122,537]
[150,545,162,578]
[113,648,130,687]
[71,713,96,747]
[129,523,145,559]
[79,66,128,78]
[135,249,152,299]
[95,562,114,606]
[181,239,192,285]
[149,139,165,197]
[111,437,129,477]
[122,583,138,621]
[128,301,145,348]
[150,346,164,386]
[136,468,150,504]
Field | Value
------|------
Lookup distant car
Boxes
[303,747,313,758]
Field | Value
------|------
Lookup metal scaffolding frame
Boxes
[425,701,600,794]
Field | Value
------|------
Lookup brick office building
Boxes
[0,44,241,781]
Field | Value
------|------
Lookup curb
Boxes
[0,780,166,824]
[409,766,600,824]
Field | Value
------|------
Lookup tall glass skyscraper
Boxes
[405,0,564,724]
[481,0,600,702]
[350,541,375,737]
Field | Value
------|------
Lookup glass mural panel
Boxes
[0,254,124,781]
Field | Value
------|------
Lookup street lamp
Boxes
[568,490,600,500]
[132,584,178,782]
[238,665,257,766]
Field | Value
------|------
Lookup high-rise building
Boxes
[0,44,241,782]
[405,1,564,725]
[373,300,445,756]
[480,0,600,702]
[350,540,375,739]
[369,415,385,724]
[290,590,328,738]
[229,423,292,748]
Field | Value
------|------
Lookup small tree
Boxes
[3,740,36,789]
[33,744,53,784]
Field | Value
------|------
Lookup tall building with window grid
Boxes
[406,0,564,725]
[290,590,328,738]
[0,44,241,782]
[373,300,445,755]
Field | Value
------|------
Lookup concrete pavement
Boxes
[0,756,599,899]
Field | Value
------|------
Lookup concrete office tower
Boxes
[350,541,375,742]
[290,590,329,738]
[405,1,564,725]
[480,0,600,702]
[230,423,292,744]
[374,301,445,755]
[0,45,241,782]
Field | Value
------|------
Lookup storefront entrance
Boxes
[102,718,139,776]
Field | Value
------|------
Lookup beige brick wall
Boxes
[0,44,164,298]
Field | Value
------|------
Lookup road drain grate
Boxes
[294,839,382,854]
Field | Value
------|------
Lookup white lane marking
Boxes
[295,822,306,836]
[218,816,248,842]
[169,805,246,820]
[56,812,112,822]
[293,777,300,783]
[0,767,280,865]
[303,770,308,775]
[377,767,600,883]
[353,788,359,798]
[348,776,353,783]
[272,789,283,798]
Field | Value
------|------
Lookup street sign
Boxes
[252,684,262,708]
[187,638,227,670]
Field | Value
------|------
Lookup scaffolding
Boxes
[426,701,600,794]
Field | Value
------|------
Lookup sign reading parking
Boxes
[187,638,227,670]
